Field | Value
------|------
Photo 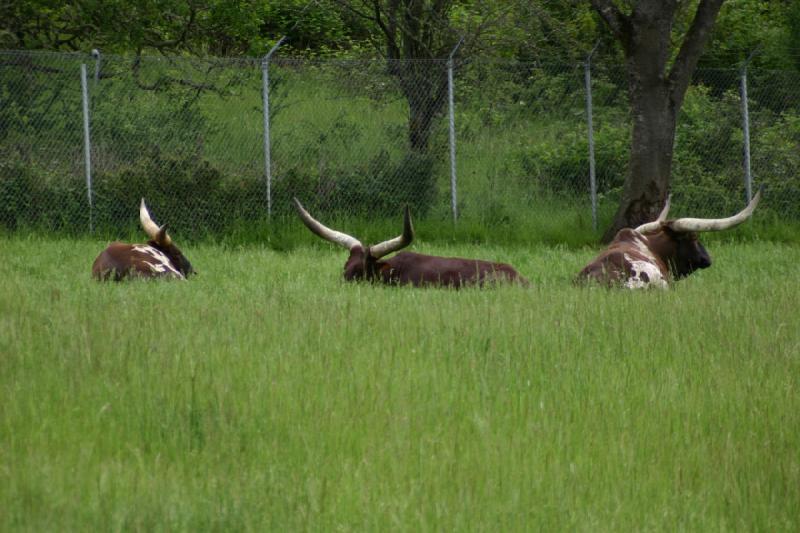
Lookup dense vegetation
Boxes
[1,2,798,237]
[2,2,799,240]
[1,50,798,240]
[3,1,799,66]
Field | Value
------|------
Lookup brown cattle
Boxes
[92,199,195,281]
[294,198,528,287]
[577,189,761,288]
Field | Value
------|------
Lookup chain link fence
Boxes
[2,49,799,237]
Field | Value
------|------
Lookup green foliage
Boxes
[0,53,83,150]
[672,83,800,217]
[0,146,442,239]
[458,63,584,127]
[5,0,800,71]
[519,116,629,198]
[0,0,370,57]
[789,2,800,71]
[751,111,800,218]
[4,55,800,242]
[671,85,744,215]
[0,158,86,231]
[93,152,228,234]
[274,150,439,219]
[706,0,797,70]
[260,0,358,56]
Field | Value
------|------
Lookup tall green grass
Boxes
[1,236,799,530]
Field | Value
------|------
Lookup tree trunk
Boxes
[398,62,447,153]
[591,0,726,242]
[406,78,444,152]
[408,94,435,152]
[602,75,677,241]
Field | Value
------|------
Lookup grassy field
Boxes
[1,235,799,530]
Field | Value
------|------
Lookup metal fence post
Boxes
[262,37,286,218]
[740,49,758,204]
[584,43,599,231]
[92,48,101,86]
[447,38,463,222]
[80,63,93,233]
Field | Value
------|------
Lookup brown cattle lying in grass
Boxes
[293,198,528,288]
[577,189,761,289]
[92,199,195,281]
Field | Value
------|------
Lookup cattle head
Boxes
[92,199,194,280]
[578,189,762,288]
[636,189,761,279]
[138,199,195,277]
[293,198,413,281]
[648,226,711,278]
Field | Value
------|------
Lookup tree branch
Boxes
[331,0,375,23]
[374,0,400,60]
[667,0,725,102]
[589,0,628,42]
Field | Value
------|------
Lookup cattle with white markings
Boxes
[92,199,195,281]
[577,189,761,289]
[294,198,528,287]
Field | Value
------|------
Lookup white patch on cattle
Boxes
[132,245,184,278]
[623,254,668,290]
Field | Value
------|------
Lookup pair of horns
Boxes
[139,198,172,246]
[293,198,414,259]
[635,188,762,234]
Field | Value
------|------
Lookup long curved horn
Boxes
[668,188,762,233]
[369,205,414,259]
[634,194,671,233]
[293,198,362,251]
[140,198,171,245]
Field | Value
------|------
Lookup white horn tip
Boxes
[740,186,763,216]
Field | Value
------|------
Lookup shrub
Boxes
[518,116,629,198]
[273,149,439,218]
[0,158,87,231]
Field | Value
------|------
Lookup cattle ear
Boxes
[156,224,170,246]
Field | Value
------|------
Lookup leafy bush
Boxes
[509,80,800,221]
[93,151,228,235]
[751,111,800,218]
[0,158,88,231]
[3,54,799,242]
[273,150,438,218]
[518,116,629,198]
[672,85,800,217]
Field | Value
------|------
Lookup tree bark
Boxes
[592,0,726,242]
[398,62,448,152]
[392,1,452,153]
[602,2,677,241]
